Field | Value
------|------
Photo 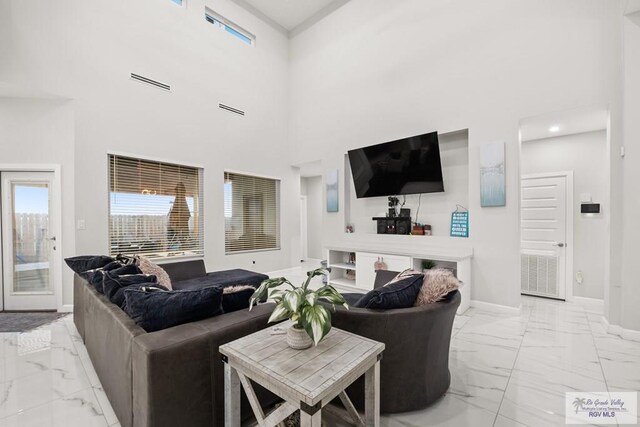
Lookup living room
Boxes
[0,0,639,426]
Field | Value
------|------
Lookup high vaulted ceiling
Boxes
[232,0,349,35]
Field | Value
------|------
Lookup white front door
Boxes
[1,172,58,310]
[520,174,569,300]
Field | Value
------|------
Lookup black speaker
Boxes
[396,219,411,235]
[377,220,388,234]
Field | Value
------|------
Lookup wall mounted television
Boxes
[347,131,445,198]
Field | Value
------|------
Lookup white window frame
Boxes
[205,8,256,46]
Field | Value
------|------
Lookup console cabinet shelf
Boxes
[326,245,472,314]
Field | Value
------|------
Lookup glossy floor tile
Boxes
[1,267,638,426]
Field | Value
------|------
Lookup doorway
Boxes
[0,171,59,311]
[519,105,609,302]
[300,176,323,261]
[300,195,308,261]
[521,172,573,300]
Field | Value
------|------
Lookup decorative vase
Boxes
[287,324,313,350]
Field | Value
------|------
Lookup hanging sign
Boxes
[450,207,469,238]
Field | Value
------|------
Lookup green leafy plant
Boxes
[249,268,348,345]
[422,259,437,270]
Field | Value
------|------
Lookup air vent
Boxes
[219,103,245,116]
[130,73,171,91]
[521,253,559,297]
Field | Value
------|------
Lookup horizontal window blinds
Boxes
[224,172,280,254]
[109,154,204,259]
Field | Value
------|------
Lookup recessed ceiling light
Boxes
[549,125,560,133]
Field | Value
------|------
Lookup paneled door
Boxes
[520,174,570,300]
[1,172,58,310]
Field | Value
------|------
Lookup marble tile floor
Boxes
[0,265,638,426]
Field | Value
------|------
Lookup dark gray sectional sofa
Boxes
[73,260,278,427]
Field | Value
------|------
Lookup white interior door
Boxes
[1,172,58,310]
[520,174,569,300]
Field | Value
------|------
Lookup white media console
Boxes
[325,242,472,314]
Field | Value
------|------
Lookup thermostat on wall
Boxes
[581,203,600,214]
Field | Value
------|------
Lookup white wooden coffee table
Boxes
[219,323,385,427]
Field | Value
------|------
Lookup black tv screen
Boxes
[347,131,444,198]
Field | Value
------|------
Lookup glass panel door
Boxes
[11,183,52,293]
[1,172,57,310]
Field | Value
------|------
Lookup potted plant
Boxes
[249,268,348,349]
[422,259,437,271]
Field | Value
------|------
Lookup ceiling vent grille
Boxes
[130,73,171,91]
[219,103,245,116]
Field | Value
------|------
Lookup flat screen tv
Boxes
[347,131,444,198]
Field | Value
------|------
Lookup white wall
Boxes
[0,98,76,307]
[288,0,623,309]
[301,176,323,259]
[618,11,640,331]
[0,0,295,307]
[521,130,607,300]
[345,130,469,236]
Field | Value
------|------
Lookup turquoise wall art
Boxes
[326,169,339,212]
[480,141,506,207]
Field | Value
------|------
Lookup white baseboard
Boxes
[470,300,521,316]
[58,304,73,313]
[601,315,640,342]
[571,296,604,312]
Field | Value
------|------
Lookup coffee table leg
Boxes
[300,410,321,427]
[365,361,380,427]
[224,363,241,427]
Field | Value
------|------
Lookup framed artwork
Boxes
[326,169,339,212]
[480,142,506,207]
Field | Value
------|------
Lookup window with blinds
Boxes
[108,154,204,259]
[224,172,280,254]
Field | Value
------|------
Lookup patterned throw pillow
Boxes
[136,256,172,290]
[414,268,460,306]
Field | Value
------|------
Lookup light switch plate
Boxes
[77,219,86,230]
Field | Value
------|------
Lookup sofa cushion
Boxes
[415,268,461,305]
[354,273,424,309]
[341,292,366,306]
[137,256,172,290]
[103,271,162,308]
[222,285,256,314]
[65,255,115,274]
[160,259,207,283]
[124,287,223,332]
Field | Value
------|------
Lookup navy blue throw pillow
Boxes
[354,274,424,309]
[65,255,115,275]
[124,287,223,332]
[79,261,125,292]
[221,287,256,314]
[88,263,141,294]
[103,271,161,308]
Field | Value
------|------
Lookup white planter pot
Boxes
[287,324,313,350]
